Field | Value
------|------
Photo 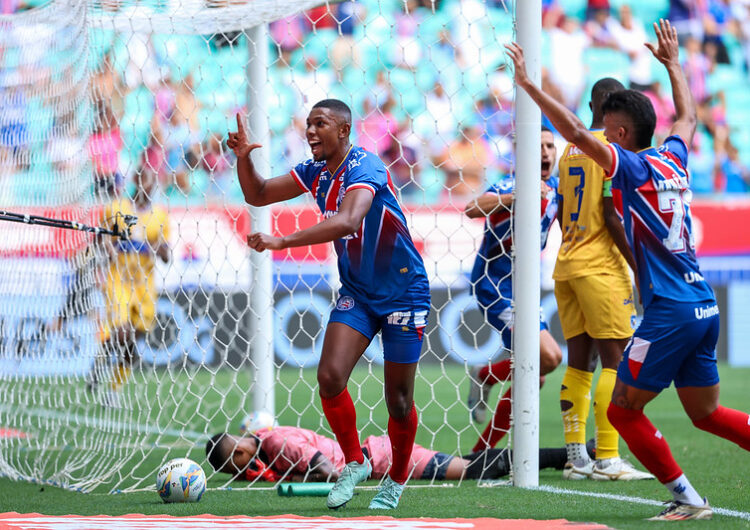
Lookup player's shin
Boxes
[321,387,364,464]
[560,367,594,462]
[593,368,619,460]
[693,406,750,451]
[472,387,511,452]
[607,403,682,482]
[387,402,418,484]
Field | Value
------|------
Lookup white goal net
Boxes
[0,0,524,493]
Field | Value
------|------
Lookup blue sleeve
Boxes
[609,143,649,189]
[291,159,317,193]
[345,152,385,195]
[660,135,689,168]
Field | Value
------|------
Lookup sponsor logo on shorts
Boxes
[684,271,705,284]
[694,304,719,320]
[336,296,355,311]
[623,295,634,306]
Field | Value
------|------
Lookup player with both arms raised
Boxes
[507,19,750,520]
[226,99,431,510]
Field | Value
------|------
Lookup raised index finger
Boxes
[236,113,245,133]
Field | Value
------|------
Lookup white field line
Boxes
[532,484,750,521]
[0,404,206,441]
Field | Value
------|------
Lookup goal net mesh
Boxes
[0,0,519,493]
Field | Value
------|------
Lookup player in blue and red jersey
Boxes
[465,127,562,451]
[506,19,750,520]
[227,99,430,510]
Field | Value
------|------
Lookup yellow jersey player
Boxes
[553,78,652,481]
[93,167,170,407]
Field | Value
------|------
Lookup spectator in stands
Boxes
[282,114,309,167]
[392,0,423,70]
[702,0,732,64]
[163,105,201,197]
[175,74,201,132]
[683,36,712,105]
[292,55,334,116]
[669,0,704,44]
[715,138,750,194]
[270,14,307,54]
[642,81,676,144]
[585,0,610,22]
[383,118,421,200]
[609,5,652,91]
[330,1,363,77]
[548,16,589,111]
[436,124,493,203]
[202,132,233,200]
[88,102,123,191]
[543,0,565,29]
[356,97,398,156]
[584,7,617,49]
[424,81,456,156]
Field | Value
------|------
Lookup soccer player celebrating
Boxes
[92,168,170,408]
[464,127,562,451]
[555,78,653,481]
[227,100,431,510]
[206,426,590,483]
[506,20,750,520]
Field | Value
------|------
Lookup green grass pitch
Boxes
[1,363,749,528]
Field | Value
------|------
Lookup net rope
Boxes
[0,0,517,493]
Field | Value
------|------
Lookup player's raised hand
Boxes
[227,113,262,158]
[644,19,679,67]
[247,232,285,252]
[504,42,531,89]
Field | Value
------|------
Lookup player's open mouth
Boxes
[309,141,322,155]
[541,161,551,172]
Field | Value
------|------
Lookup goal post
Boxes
[513,0,542,488]
[0,0,549,494]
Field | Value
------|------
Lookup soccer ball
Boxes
[156,457,206,503]
[239,410,278,434]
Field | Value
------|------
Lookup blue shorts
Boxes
[617,297,720,393]
[474,279,548,348]
[329,295,429,364]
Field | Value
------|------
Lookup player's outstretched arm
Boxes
[228,113,303,206]
[247,188,374,252]
[504,43,613,173]
[645,19,697,146]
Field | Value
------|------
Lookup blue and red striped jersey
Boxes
[291,146,429,314]
[607,136,715,307]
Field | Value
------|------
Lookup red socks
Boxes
[693,406,750,451]
[320,387,363,464]
[473,387,512,452]
[388,403,418,484]
[478,359,512,386]
[607,403,682,483]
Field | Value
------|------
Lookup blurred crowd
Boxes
[3,0,750,209]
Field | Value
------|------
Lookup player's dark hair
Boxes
[541,125,553,134]
[602,89,656,150]
[312,99,352,125]
[591,77,625,110]
[206,432,230,472]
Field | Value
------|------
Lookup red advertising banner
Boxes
[2,198,749,261]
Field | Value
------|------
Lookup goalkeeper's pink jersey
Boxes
[255,426,438,479]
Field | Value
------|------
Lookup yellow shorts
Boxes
[555,273,636,340]
[105,278,157,334]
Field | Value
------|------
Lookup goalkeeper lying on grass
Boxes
[206,426,593,483]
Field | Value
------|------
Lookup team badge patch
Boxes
[336,296,355,311]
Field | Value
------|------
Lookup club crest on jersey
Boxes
[336,296,355,311]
